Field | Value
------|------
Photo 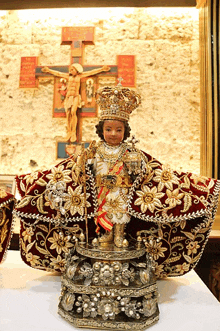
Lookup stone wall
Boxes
[0,7,200,177]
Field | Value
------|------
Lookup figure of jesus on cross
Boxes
[42,63,110,142]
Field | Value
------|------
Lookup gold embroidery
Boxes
[20,221,78,272]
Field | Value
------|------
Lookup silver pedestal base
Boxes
[58,242,159,330]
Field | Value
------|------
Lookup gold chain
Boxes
[96,142,127,164]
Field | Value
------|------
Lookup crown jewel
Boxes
[96,80,141,122]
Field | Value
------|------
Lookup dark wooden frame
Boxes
[0,0,196,10]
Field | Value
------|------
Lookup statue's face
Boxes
[103,120,125,146]
[69,65,77,76]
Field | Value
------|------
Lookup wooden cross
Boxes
[19,26,136,155]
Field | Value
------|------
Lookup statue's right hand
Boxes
[41,66,49,73]
[102,65,110,72]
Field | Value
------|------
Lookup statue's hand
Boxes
[41,66,49,73]
[102,65,110,72]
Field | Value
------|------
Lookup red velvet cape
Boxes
[14,148,220,277]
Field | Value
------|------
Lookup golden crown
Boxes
[96,81,141,122]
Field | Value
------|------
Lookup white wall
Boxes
[0,7,200,175]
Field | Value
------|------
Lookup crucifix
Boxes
[19,26,136,154]
[41,63,110,142]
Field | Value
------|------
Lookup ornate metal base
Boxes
[58,241,159,330]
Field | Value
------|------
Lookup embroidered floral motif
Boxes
[137,216,213,278]
[26,252,41,267]
[174,262,190,275]
[154,263,165,278]
[144,240,167,261]
[165,189,184,208]
[46,165,72,184]
[64,185,91,216]
[22,227,34,243]
[186,240,200,256]
[24,172,39,186]
[153,165,179,191]
[20,221,79,272]
[130,154,220,220]
[48,231,74,255]
[105,195,124,211]
[50,255,66,271]
[134,186,165,213]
